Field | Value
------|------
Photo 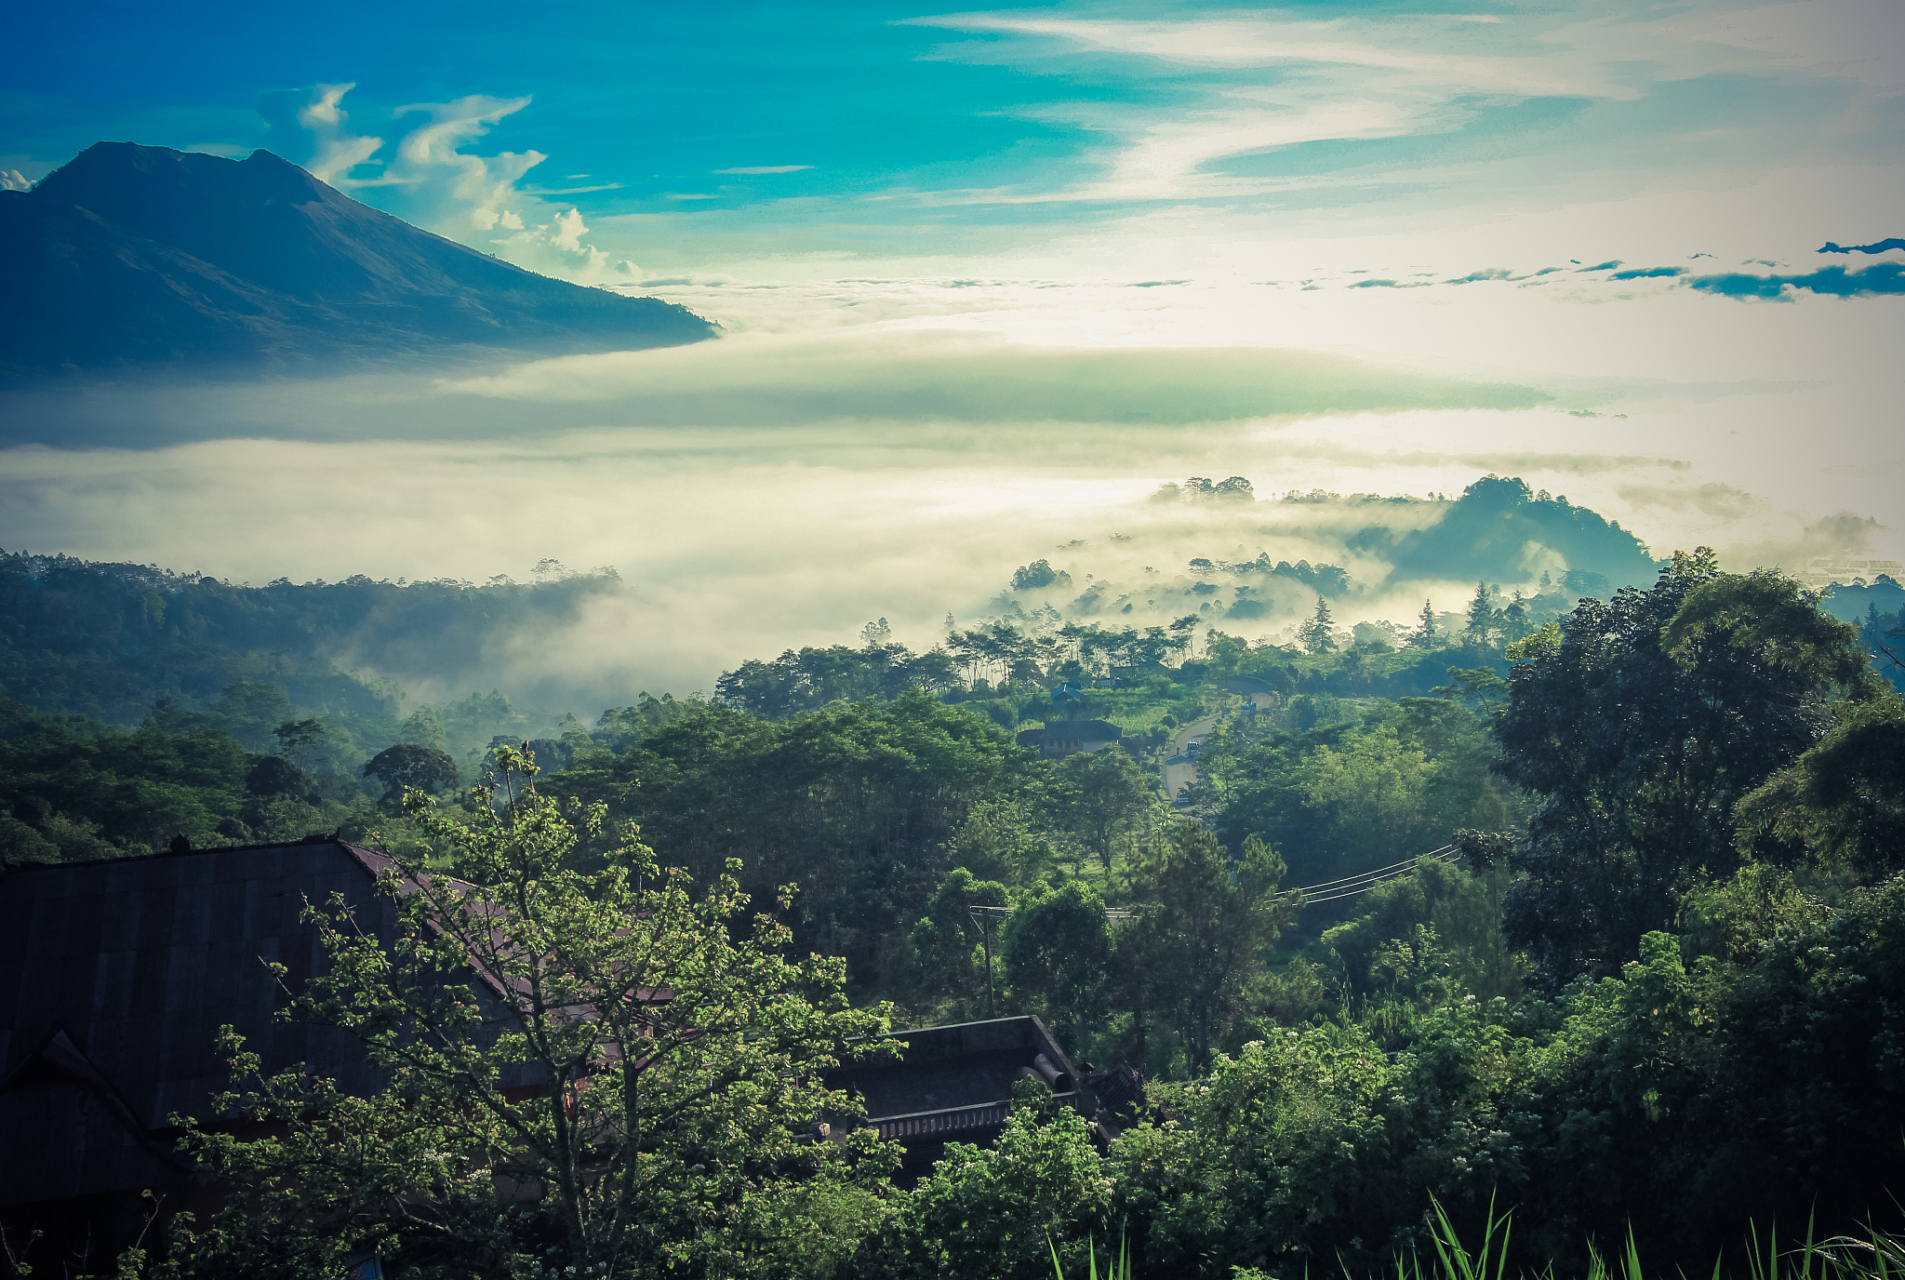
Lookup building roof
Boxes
[0,839,533,1207]
[1016,720,1123,753]
[824,1016,1088,1165]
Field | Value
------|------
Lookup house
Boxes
[0,838,540,1267]
[1014,720,1122,759]
[823,1016,1096,1179]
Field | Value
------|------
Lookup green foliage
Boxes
[1199,697,1516,889]
[1054,747,1156,878]
[1085,866,1905,1278]
[868,1086,1112,1280]
[592,692,698,752]
[159,748,900,1279]
[1005,881,1115,1050]
[1120,827,1294,1072]
[0,550,624,728]
[1733,691,1905,876]
[1300,596,1338,656]
[1378,475,1656,588]
[907,867,1009,1014]
[1321,859,1528,1005]
[1110,1021,1398,1274]
[1049,1232,1132,1280]
[147,1037,521,1280]
[1495,554,1873,983]
[1504,870,1905,1264]
[0,695,376,857]
[555,694,1033,990]
[16,542,1905,1280]
[362,742,460,800]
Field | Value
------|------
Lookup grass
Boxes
[1051,1233,1133,1280]
[1404,1198,1904,1280]
[1048,1205,1904,1280]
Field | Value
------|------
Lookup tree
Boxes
[165,748,898,1278]
[860,617,892,647]
[1413,598,1438,649]
[907,867,1008,1011]
[272,717,327,768]
[1494,554,1879,983]
[1167,614,1199,663]
[1733,689,1905,877]
[245,754,313,801]
[869,1088,1111,1280]
[1298,596,1337,655]
[1299,726,1434,861]
[362,742,459,799]
[1499,591,1534,644]
[1003,881,1114,1051]
[1125,826,1294,1070]
[1059,747,1154,879]
[1464,581,1494,647]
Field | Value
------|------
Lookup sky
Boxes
[1,0,1901,698]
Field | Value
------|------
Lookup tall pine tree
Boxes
[1299,595,1337,654]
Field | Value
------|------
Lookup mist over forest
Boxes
[0,476,1660,732]
[7,468,1898,803]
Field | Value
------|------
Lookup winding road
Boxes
[1161,716,1215,807]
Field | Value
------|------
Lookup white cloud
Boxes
[274,84,640,283]
[715,165,814,174]
[903,3,1900,209]
[0,169,33,192]
[293,82,385,186]
[906,9,1646,203]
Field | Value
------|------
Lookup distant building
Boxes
[1014,720,1122,759]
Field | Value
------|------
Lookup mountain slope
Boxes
[0,142,715,376]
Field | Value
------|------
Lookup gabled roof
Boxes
[0,1028,191,1205]
[0,838,536,1206]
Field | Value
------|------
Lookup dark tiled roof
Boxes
[825,1016,1085,1149]
[0,839,530,1206]
[0,1028,191,1204]
[1015,720,1123,752]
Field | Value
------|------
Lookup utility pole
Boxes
[968,905,1010,1018]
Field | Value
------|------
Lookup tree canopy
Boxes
[1494,554,1878,982]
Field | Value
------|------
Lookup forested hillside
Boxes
[3,528,1903,1280]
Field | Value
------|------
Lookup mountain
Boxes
[0,142,716,377]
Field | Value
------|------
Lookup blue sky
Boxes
[3,0,1902,686]
[7,0,1901,276]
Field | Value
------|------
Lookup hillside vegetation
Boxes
[3,527,1904,1280]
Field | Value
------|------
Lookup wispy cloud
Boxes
[902,9,1637,204]
[295,82,383,186]
[715,165,814,175]
[893,1,1904,220]
[265,84,641,283]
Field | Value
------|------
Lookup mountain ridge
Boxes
[0,142,715,377]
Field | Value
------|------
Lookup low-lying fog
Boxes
[0,269,1895,699]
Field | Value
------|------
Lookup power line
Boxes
[1289,853,1456,899]
[967,845,1467,926]
[1288,848,1463,905]
[1290,846,1454,894]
